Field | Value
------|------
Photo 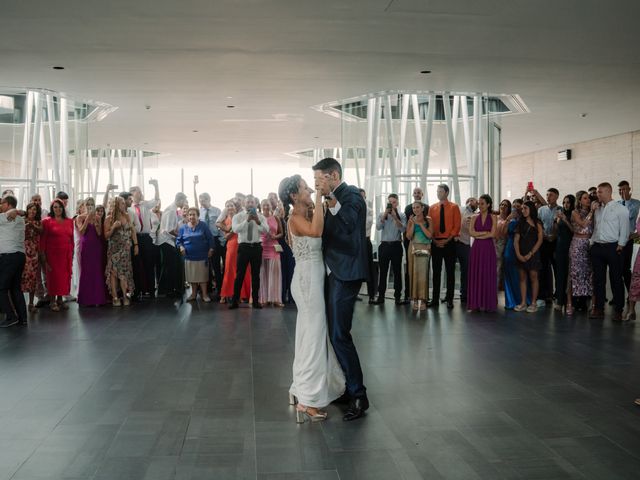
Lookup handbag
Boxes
[274,244,284,253]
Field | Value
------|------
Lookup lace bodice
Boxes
[290,234,323,262]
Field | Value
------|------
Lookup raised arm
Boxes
[289,190,324,238]
[192,177,199,210]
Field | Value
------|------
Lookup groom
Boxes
[313,157,370,421]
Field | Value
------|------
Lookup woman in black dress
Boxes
[553,195,575,314]
[514,201,544,313]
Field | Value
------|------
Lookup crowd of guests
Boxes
[1,177,638,326]
[363,180,638,322]
[0,177,296,327]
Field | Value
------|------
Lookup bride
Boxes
[278,175,346,423]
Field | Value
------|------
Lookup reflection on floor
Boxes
[1,297,640,480]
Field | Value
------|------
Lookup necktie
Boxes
[440,203,446,234]
[205,209,210,225]
[135,205,143,232]
[248,214,255,242]
[623,200,626,206]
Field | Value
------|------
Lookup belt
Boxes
[380,240,401,244]
[137,232,151,236]
[240,243,262,247]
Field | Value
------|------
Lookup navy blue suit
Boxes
[323,182,368,399]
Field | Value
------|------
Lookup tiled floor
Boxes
[1,297,640,479]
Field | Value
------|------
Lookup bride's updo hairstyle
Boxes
[278,175,302,219]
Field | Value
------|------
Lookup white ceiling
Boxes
[2,0,640,166]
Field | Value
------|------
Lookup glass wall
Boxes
[0,87,116,208]
[312,91,523,237]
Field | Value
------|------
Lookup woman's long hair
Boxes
[25,202,42,222]
[562,194,576,217]
[278,175,302,220]
[48,199,67,219]
[519,200,540,229]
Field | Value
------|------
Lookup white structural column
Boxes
[384,96,397,192]
[442,93,461,205]
[46,94,60,190]
[420,93,436,194]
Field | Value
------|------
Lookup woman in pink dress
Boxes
[624,214,640,321]
[40,199,75,311]
[21,203,43,312]
[258,199,283,306]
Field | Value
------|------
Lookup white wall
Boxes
[502,130,640,200]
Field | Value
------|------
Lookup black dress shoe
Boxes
[368,298,376,305]
[228,301,239,310]
[427,300,439,308]
[332,392,351,405]
[343,396,369,422]
[395,299,409,306]
[446,300,454,309]
[0,318,19,328]
[355,297,363,302]
[252,302,263,309]
[373,297,385,305]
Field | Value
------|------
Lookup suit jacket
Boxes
[322,182,369,282]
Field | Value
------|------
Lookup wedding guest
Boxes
[129,179,160,299]
[104,197,138,306]
[55,191,69,208]
[20,202,42,312]
[406,201,432,311]
[456,197,478,304]
[553,195,575,313]
[623,210,640,321]
[537,188,561,304]
[589,182,629,321]
[31,193,48,217]
[374,193,407,306]
[194,178,225,297]
[150,204,162,287]
[40,199,74,311]
[502,199,526,309]
[0,195,27,328]
[428,184,461,309]
[495,200,511,287]
[568,191,594,314]
[218,200,251,303]
[229,195,269,309]
[275,201,295,304]
[76,197,108,307]
[158,192,187,297]
[403,186,426,302]
[177,207,215,302]
[617,180,640,299]
[467,194,498,312]
[258,199,283,306]
[514,201,544,312]
[360,189,376,304]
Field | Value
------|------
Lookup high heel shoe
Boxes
[288,393,297,406]
[565,305,574,316]
[295,404,327,423]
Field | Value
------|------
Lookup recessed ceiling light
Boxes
[580,113,588,118]
[314,136,319,139]
[420,70,431,74]
[192,130,198,133]
[226,105,235,108]
[52,66,65,70]
[226,96,233,99]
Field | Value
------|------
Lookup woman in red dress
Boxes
[21,203,43,312]
[40,199,74,311]
[218,199,250,303]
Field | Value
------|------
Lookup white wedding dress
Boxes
[289,234,346,407]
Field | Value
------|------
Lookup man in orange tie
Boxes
[428,184,461,309]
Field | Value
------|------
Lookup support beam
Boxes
[420,94,435,195]
[443,93,461,205]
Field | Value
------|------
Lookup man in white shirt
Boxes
[0,195,27,327]
[589,182,630,321]
[229,195,269,309]
[536,187,561,304]
[194,178,225,298]
[158,192,188,297]
[129,179,160,299]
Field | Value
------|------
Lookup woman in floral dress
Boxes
[104,197,138,306]
[568,191,594,314]
[21,203,42,312]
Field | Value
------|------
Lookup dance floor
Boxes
[1,297,640,480]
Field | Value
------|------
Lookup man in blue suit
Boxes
[313,157,369,421]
